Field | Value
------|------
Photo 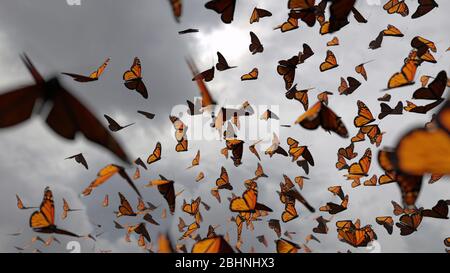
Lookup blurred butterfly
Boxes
[295,101,349,138]
[0,54,130,163]
[16,195,37,210]
[250,7,272,24]
[317,91,333,105]
[256,235,268,247]
[225,139,244,166]
[336,220,377,247]
[178,28,198,34]
[186,57,216,108]
[249,31,264,55]
[192,236,234,253]
[123,57,148,99]
[82,164,141,197]
[241,68,258,81]
[65,153,88,170]
[205,0,236,24]
[216,52,236,71]
[320,50,338,72]
[276,238,301,253]
[103,114,134,132]
[294,176,309,190]
[411,0,438,19]
[168,0,182,22]
[62,58,110,82]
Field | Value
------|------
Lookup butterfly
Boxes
[268,219,281,238]
[338,77,361,95]
[404,99,444,114]
[295,101,349,138]
[422,200,449,219]
[411,0,438,19]
[147,142,162,164]
[378,101,403,119]
[396,212,423,236]
[327,0,364,33]
[382,24,404,37]
[354,100,375,128]
[338,143,358,160]
[250,7,272,24]
[61,198,81,220]
[186,57,216,108]
[241,68,258,81]
[116,192,137,217]
[249,31,264,55]
[30,187,81,238]
[376,216,394,235]
[320,194,348,215]
[168,0,182,22]
[216,166,233,190]
[355,60,374,81]
[294,176,309,190]
[327,37,339,47]
[260,109,279,120]
[328,186,345,200]
[277,55,299,90]
[248,140,262,161]
[192,66,215,82]
[256,235,268,248]
[413,71,447,100]
[312,216,330,234]
[65,153,88,170]
[229,184,272,213]
[383,0,409,17]
[16,195,37,210]
[205,0,236,24]
[319,50,338,72]
[336,220,377,247]
[378,94,391,102]
[335,154,349,170]
[274,15,299,33]
[137,110,155,120]
[265,133,288,158]
[348,148,372,177]
[216,52,236,71]
[62,58,110,82]
[187,150,200,169]
[133,167,141,180]
[224,139,244,166]
[363,175,377,186]
[276,238,301,253]
[147,175,176,214]
[254,163,268,179]
[82,164,141,197]
[169,116,188,152]
[298,43,315,64]
[287,137,314,165]
[191,236,234,253]
[178,28,198,34]
[103,114,134,132]
[317,91,333,105]
[123,57,148,99]
[369,31,384,50]
[0,54,130,163]
[285,85,313,111]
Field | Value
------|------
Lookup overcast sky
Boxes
[0,0,448,253]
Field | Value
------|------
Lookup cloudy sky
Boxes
[0,0,448,253]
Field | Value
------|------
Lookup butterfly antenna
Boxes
[20,53,45,84]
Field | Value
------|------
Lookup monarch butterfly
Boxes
[355,60,374,81]
[337,220,377,247]
[249,31,264,55]
[287,137,314,165]
[376,216,394,235]
[123,57,148,99]
[61,198,81,220]
[315,91,332,106]
[248,140,262,161]
[216,166,233,190]
[327,37,339,47]
[298,43,315,64]
[103,114,134,132]
[0,54,130,163]
[296,101,349,138]
[378,101,403,120]
[186,57,216,108]
[205,0,236,24]
[182,197,201,216]
[229,185,272,213]
[382,24,404,37]
[116,192,137,217]
[260,109,279,121]
[216,52,236,71]
[211,188,221,203]
[313,216,330,234]
[338,76,361,95]
[266,219,281,238]
[136,110,155,120]
[254,163,268,179]
[276,238,301,253]
[29,187,81,238]
[168,0,182,22]
[328,186,345,200]
[348,148,371,177]
[224,139,244,166]
[102,194,109,207]
[256,235,268,248]
[62,58,110,82]
[191,236,234,253]
[170,116,189,152]
[396,212,423,236]
[413,71,447,100]
[319,50,339,72]
[132,167,140,180]
[134,157,147,170]
[281,201,298,223]
[404,99,444,114]
[250,7,272,24]
[386,55,419,90]
[241,68,259,81]
[285,85,313,111]
[353,101,375,128]
[178,28,198,35]
[82,164,141,197]
[326,0,358,33]
[147,142,162,165]
[277,55,299,90]
[65,153,88,170]
[412,0,438,19]
[363,175,378,186]
[294,176,309,190]
[369,31,384,50]
[335,154,349,170]
[320,195,348,215]
[187,150,200,169]
[422,200,448,219]
[16,195,37,210]
[274,16,299,33]
[265,133,288,158]
[383,0,409,17]
[148,175,176,214]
